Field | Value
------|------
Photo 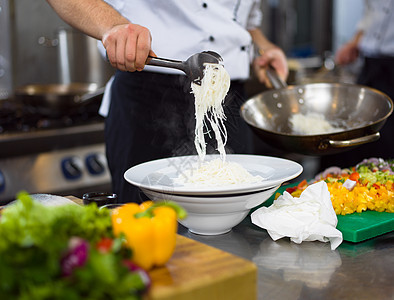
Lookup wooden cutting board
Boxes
[67,196,257,300]
[145,235,257,300]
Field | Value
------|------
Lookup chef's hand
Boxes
[102,23,156,72]
[335,31,363,65]
[335,41,359,65]
[253,47,288,88]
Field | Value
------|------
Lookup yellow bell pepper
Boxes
[111,201,187,270]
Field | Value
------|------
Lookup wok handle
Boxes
[327,132,380,148]
[76,86,106,103]
[266,66,288,89]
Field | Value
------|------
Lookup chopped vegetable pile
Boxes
[0,192,149,300]
[282,158,394,215]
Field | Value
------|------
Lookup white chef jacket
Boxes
[357,0,394,57]
[99,0,262,116]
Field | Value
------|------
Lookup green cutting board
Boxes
[255,184,394,243]
[336,211,394,242]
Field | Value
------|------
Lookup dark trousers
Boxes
[105,71,253,203]
[319,56,394,170]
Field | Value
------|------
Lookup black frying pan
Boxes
[14,83,104,116]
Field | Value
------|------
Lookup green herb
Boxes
[0,192,147,299]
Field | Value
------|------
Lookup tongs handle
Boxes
[106,52,187,74]
[147,55,186,73]
[266,66,288,90]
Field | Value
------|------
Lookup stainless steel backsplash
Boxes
[3,0,114,96]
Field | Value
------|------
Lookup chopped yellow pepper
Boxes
[111,201,186,270]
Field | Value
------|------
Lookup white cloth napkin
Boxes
[251,181,343,250]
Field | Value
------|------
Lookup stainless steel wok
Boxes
[241,71,393,155]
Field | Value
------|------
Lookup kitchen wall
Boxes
[260,0,334,58]
[332,0,364,52]
[0,0,12,99]
[8,0,114,90]
[12,0,69,86]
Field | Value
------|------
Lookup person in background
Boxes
[320,0,394,171]
[46,0,288,203]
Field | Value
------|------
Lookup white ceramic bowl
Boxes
[124,154,303,195]
[124,154,303,235]
[141,185,280,235]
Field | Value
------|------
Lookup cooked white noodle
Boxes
[176,63,263,187]
[191,63,230,161]
[290,112,341,135]
[175,158,263,187]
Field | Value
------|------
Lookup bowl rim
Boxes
[124,154,303,195]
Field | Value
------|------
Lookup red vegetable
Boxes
[297,179,308,189]
[285,179,308,194]
[285,186,298,194]
[96,237,113,253]
[349,172,360,181]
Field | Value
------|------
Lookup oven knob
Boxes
[0,170,5,193]
[61,156,83,180]
[85,153,106,175]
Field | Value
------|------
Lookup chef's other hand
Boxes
[253,47,288,88]
[102,23,156,72]
[335,41,359,65]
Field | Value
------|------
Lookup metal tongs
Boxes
[147,51,223,85]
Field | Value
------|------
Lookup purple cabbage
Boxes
[314,166,343,181]
[61,237,89,276]
[356,157,394,175]
[123,260,151,288]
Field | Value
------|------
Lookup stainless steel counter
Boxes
[178,217,394,300]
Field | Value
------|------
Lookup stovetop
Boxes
[0,99,106,158]
[0,99,104,134]
[0,100,111,204]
